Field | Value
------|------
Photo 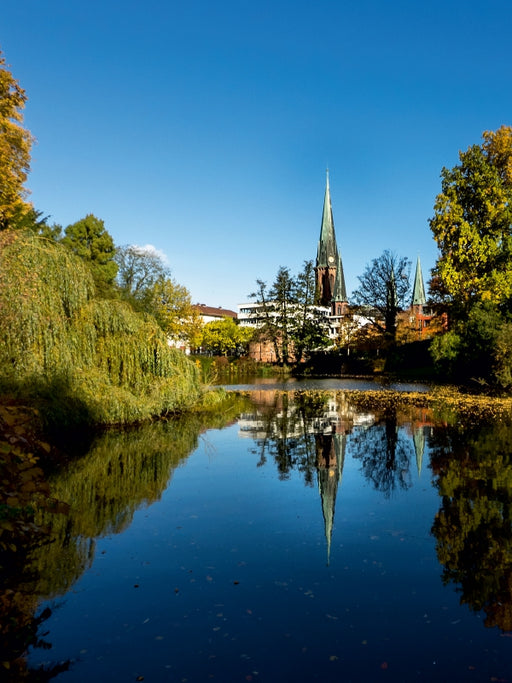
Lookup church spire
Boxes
[315,170,346,307]
[316,169,338,270]
[411,256,427,307]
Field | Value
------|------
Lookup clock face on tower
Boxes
[328,256,334,263]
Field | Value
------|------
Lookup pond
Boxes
[12,389,512,681]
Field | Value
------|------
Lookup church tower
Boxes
[411,255,427,313]
[410,255,434,337]
[315,171,348,314]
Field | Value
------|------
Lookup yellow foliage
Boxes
[0,50,34,229]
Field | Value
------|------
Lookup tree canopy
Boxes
[0,49,34,229]
[148,276,202,348]
[351,250,411,341]
[0,230,202,425]
[429,126,512,315]
[62,214,118,296]
[201,317,253,357]
[115,244,170,304]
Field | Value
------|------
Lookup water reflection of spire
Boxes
[413,426,425,477]
[316,428,346,566]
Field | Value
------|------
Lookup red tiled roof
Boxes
[193,304,237,319]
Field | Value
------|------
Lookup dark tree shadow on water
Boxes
[430,419,512,632]
[350,407,413,497]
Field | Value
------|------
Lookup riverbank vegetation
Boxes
[0,230,204,427]
[428,126,512,391]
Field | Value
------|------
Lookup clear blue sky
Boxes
[3,0,511,311]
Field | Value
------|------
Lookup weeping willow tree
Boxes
[0,230,203,424]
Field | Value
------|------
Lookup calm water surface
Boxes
[23,389,512,681]
[217,376,431,392]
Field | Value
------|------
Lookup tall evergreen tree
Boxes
[62,214,118,296]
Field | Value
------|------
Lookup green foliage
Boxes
[430,304,512,390]
[250,261,330,364]
[0,231,202,425]
[201,317,254,357]
[62,214,118,296]
[494,322,512,390]
[429,126,512,314]
[148,276,202,346]
[429,330,462,377]
[429,127,512,392]
[115,245,201,347]
[115,243,169,304]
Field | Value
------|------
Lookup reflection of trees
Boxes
[31,400,249,599]
[350,407,413,497]
[250,391,324,484]
[247,391,352,564]
[430,419,512,631]
[0,394,251,677]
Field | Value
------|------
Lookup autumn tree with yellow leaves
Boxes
[0,49,34,229]
[429,127,512,390]
[429,126,512,314]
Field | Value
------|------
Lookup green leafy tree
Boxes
[430,303,512,389]
[0,230,202,425]
[62,214,118,296]
[351,250,411,342]
[115,244,169,307]
[147,276,202,349]
[201,317,254,357]
[0,49,34,230]
[429,126,512,315]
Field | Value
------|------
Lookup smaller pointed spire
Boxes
[412,256,427,307]
[331,251,347,303]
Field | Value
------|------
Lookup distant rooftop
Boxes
[193,304,238,319]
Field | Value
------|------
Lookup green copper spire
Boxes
[412,256,427,307]
[332,251,347,303]
[316,170,338,269]
[413,427,425,477]
[317,432,346,566]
